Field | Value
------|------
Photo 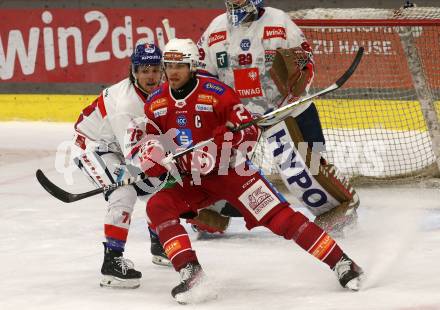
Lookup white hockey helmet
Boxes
[162,38,199,72]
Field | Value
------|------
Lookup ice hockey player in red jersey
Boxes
[72,43,171,289]
[138,38,364,304]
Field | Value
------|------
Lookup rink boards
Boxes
[0,94,439,131]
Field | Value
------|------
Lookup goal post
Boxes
[274,7,440,183]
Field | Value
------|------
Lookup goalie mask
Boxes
[225,0,264,26]
[162,38,200,72]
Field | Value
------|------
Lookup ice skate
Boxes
[149,228,172,267]
[100,242,142,289]
[333,254,364,291]
[171,262,216,304]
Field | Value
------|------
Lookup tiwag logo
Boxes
[263,26,287,40]
[208,31,227,46]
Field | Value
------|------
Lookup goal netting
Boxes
[255,6,440,184]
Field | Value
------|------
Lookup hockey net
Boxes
[255,6,440,184]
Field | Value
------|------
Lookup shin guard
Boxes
[266,207,343,269]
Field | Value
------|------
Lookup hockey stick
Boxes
[36,47,363,203]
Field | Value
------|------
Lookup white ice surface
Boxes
[1,122,440,310]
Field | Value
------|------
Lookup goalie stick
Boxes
[36,47,364,203]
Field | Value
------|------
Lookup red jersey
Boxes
[144,76,259,175]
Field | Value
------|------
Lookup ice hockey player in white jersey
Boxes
[72,43,171,289]
[197,0,360,235]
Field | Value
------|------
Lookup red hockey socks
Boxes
[157,220,198,271]
[266,207,343,269]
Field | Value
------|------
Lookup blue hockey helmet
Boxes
[131,43,162,69]
[225,0,264,27]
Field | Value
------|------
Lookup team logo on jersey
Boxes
[263,26,287,40]
[197,94,218,105]
[208,31,227,46]
[216,51,228,68]
[238,179,280,221]
[176,115,187,127]
[176,128,193,147]
[264,50,277,62]
[240,39,251,51]
[153,107,167,118]
[175,100,187,108]
[195,104,214,112]
[149,98,168,112]
[203,82,225,95]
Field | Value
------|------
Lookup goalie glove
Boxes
[269,45,314,99]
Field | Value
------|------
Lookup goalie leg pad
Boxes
[266,117,357,217]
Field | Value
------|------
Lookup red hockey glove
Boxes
[213,125,244,149]
[139,140,169,177]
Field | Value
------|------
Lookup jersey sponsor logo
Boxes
[147,88,162,102]
[153,107,167,118]
[176,115,187,127]
[203,82,225,95]
[208,31,227,46]
[263,26,287,40]
[238,179,280,221]
[176,128,193,147]
[264,50,277,62]
[197,93,218,105]
[240,39,251,51]
[195,104,214,112]
[149,97,168,112]
[216,51,228,68]
[233,68,263,98]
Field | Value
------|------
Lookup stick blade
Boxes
[36,169,74,203]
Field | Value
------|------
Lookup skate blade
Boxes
[152,255,172,267]
[174,278,218,304]
[345,274,364,291]
[100,275,140,289]
[175,290,218,305]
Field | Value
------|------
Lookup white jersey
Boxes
[73,78,147,160]
[197,7,313,117]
